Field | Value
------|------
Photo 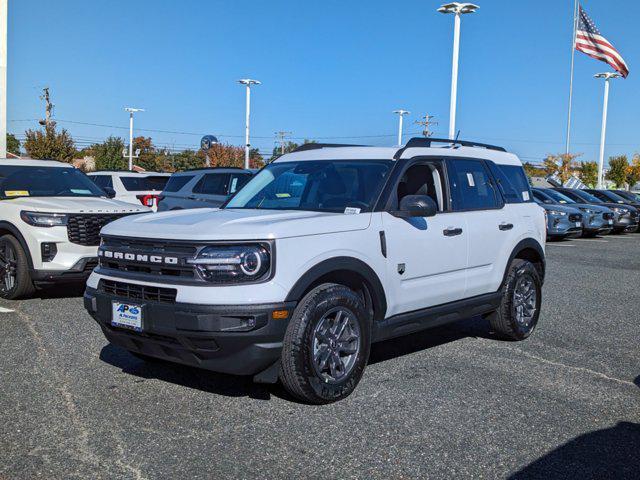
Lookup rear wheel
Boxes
[0,235,35,300]
[486,259,541,340]
[279,283,371,404]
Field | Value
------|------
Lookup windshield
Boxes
[615,190,640,202]
[0,165,106,199]
[543,189,575,204]
[225,160,393,212]
[569,189,603,203]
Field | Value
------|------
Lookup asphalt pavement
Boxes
[1,235,639,479]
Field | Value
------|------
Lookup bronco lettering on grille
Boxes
[98,250,179,265]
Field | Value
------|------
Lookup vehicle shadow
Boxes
[99,343,288,402]
[34,283,86,299]
[99,315,495,402]
[509,421,640,479]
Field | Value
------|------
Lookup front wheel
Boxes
[0,235,35,300]
[279,283,371,404]
[486,259,542,340]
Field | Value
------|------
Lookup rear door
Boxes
[381,159,468,316]
[446,158,515,296]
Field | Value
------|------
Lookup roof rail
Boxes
[183,166,246,172]
[403,137,507,152]
[292,143,367,153]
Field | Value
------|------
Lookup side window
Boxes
[532,190,550,203]
[488,163,533,204]
[193,173,229,195]
[91,175,113,189]
[228,173,252,194]
[447,159,499,211]
[395,162,446,211]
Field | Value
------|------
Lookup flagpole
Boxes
[565,0,579,155]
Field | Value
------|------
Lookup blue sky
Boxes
[6,0,640,163]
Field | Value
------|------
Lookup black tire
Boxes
[279,283,371,404]
[486,259,541,341]
[0,234,35,300]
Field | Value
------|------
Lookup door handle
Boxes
[443,227,463,237]
[499,223,514,231]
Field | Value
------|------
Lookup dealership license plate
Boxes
[112,302,143,332]
[608,219,613,225]
[575,222,581,227]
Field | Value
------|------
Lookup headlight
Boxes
[547,210,567,216]
[579,207,594,214]
[612,207,629,214]
[187,243,272,284]
[20,211,68,227]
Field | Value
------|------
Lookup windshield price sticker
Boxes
[344,207,361,215]
[522,191,530,201]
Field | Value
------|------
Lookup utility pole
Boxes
[238,79,261,169]
[393,110,410,146]
[415,114,438,138]
[124,107,144,170]
[0,0,7,158]
[594,72,621,189]
[438,2,479,140]
[275,131,292,155]
[39,87,55,127]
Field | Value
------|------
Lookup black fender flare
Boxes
[501,238,546,287]
[285,256,387,321]
[0,221,35,269]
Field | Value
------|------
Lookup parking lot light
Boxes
[594,72,622,189]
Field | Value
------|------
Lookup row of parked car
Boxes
[532,187,640,239]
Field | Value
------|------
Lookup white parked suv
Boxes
[84,138,546,404]
[0,159,150,299]
[88,171,170,211]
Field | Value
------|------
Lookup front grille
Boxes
[67,214,131,246]
[99,237,196,279]
[568,213,582,223]
[630,210,639,220]
[603,212,614,220]
[99,279,177,303]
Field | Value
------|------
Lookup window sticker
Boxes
[230,177,239,193]
[522,191,530,201]
[5,190,29,197]
[344,207,361,215]
[70,189,92,195]
[275,193,291,198]
[466,173,476,187]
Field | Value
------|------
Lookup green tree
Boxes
[579,161,598,187]
[6,133,20,156]
[24,124,76,162]
[93,136,126,170]
[522,162,546,179]
[132,136,158,171]
[605,155,629,188]
[158,149,206,172]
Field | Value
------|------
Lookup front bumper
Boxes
[31,257,98,284]
[84,286,295,376]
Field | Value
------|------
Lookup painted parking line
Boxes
[0,307,15,313]
[573,238,608,243]
[607,235,638,239]
[547,243,576,248]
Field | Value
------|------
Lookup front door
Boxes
[382,161,468,317]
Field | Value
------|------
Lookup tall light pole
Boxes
[0,0,7,158]
[594,72,621,189]
[124,107,144,170]
[438,2,479,140]
[393,110,410,146]
[238,79,260,169]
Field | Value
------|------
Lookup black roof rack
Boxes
[403,137,506,152]
[292,143,367,153]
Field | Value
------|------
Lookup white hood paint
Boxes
[8,196,149,214]
[102,208,372,241]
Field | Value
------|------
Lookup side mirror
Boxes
[392,195,438,218]
[103,187,116,199]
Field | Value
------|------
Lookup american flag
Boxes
[575,5,629,78]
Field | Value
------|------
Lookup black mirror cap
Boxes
[103,187,116,199]
[392,195,438,218]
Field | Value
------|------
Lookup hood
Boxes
[567,203,612,213]
[5,196,150,214]
[539,203,582,215]
[102,208,372,241]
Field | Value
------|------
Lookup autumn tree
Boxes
[132,136,158,171]
[523,162,546,179]
[24,124,76,162]
[626,155,640,189]
[6,133,20,156]
[605,155,629,188]
[157,149,206,172]
[543,153,579,184]
[578,161,598,188]
[204,144,263,169]
[93,136,127,170]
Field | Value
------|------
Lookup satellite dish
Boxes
[200,135,219,151]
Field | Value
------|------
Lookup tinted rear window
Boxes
[90,175,113,189]
[491,164,533,204]
[120,176,169,191]
[163,175,195,192]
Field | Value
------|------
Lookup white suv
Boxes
[84,139,546,404]
[88,171,170,211]
[0,159,150,299]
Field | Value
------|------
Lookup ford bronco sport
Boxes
[84,138,546,404]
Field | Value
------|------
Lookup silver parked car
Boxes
[157,168,255,211]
